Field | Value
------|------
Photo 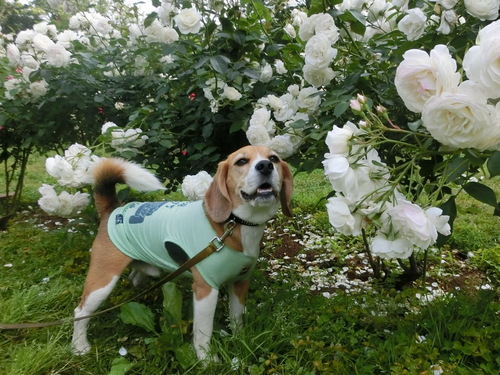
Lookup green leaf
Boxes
[443,155,469,183]
[464,149,486,167]
[144,12,158,28]
[162,282,183,326]
[340,10,366,36]
[464,182,498,208]
[210,56,229,74]
[487,151,500,177]
[108,357,134,375]
[174,343,198,370]
[252,0,271,22]
[334,101,350,117]
[120,302,156,333]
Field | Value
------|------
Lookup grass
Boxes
[0,155,499,374]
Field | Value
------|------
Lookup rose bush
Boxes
[1,0,499,278]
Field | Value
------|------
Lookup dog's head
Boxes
[204,145,293,225]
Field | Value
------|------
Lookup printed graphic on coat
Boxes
[129,202,167,224]
[128,201,190,224]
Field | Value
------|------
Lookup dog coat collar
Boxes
[107,200,257,290]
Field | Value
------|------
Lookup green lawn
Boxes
[0,156,498,374]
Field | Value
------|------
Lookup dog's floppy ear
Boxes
[204,159,233,223]
[280,160,293,217]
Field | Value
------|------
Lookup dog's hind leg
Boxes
[72,238,132,355]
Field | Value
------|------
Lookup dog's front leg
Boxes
[228,280,250,333]
[192,268,219,361]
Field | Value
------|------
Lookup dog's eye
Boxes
[269,155,280,163]
[235,158,248,166]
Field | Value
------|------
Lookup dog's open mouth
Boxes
[241,183,276,201]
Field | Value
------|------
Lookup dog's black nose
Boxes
[255,160,274,176]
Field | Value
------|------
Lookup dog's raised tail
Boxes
[93,158,165,216]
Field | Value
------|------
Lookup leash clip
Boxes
[211,220,236,251]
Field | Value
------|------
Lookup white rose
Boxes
[102,121,118,134]
[64,143,91,166]
[388,200,440,249]
[283,24,296,38]
[182,171,213,201]
[274,59,287,75]
[292,9,308,27]
[425,207,451,236]
[249,108,275,133]
[325,125,353,155]
[158,3,176,26]
[46,44,71,67]
[32,33,54,53]
[302,64,335,87]
[91,15,112,35]
[304,34,337,69]
[21,52,40,69]
[464,0,500,21]
[437,9,458,35]
[268,135,295,158]
[246,125,271,146]
[287,84,300,97]
[57,191,90,217]
[38,184,60,215]
[174,8,202,34]
[274,93,297,122]
[260,62,273,82]
[15,29,36,46]
[222,86,242,101]
[313,13,339,44]
[297,87,321,112]
[371,233,414,259]
[4,78,22,100]
[463,20,500,99]
[145,20,179,44]
[395,44,460,113]
[298,13,318,41]
[29,80,48,98]
[6,43,21,65]
[338,0,365,12]
[422,83,500,150]
[45,155,76,187]
[398,8,427,41]
[326,195,363,236]
[437,0,459,9]
[323,154,350,182]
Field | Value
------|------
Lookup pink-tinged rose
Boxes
[395,45,460,113]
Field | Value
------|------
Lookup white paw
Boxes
[72,338,91,356]
[195,345,219,363]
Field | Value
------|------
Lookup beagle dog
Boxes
[71,145,293,361]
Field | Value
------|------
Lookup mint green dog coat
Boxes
[107,200,257,289]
